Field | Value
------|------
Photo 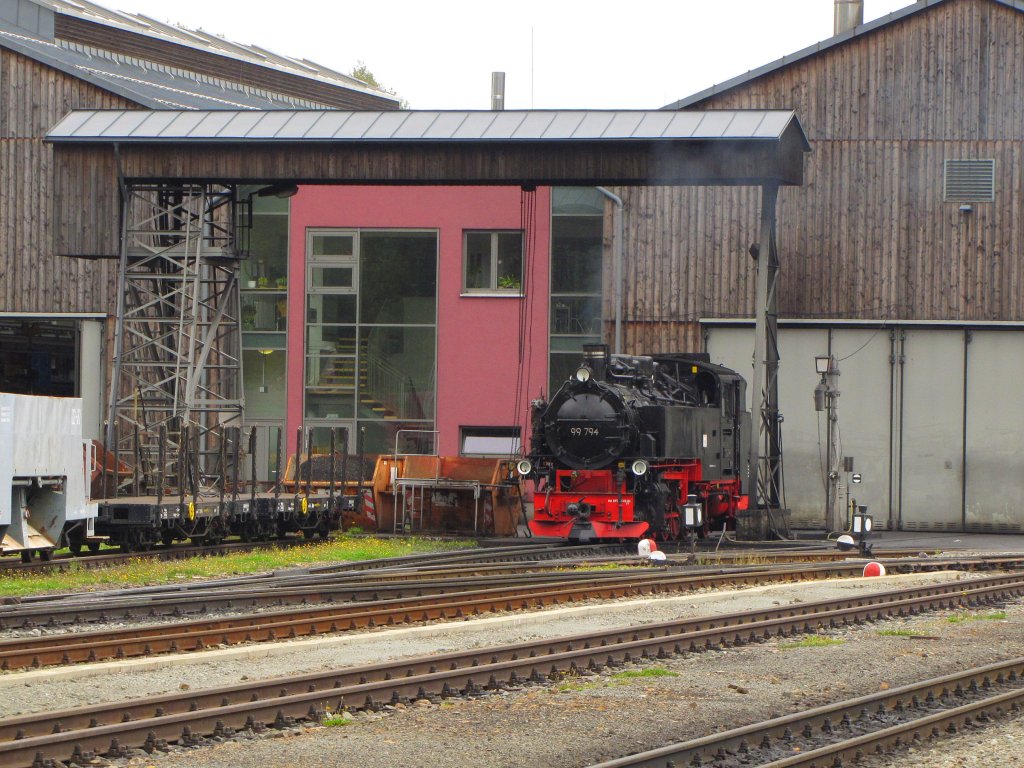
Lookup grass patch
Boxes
[946,611,1007,624]
[778,636,846,650]
[878,629,918,637]
[609,667,680,681]
[0,535,475,598]
[321,712,353,727]
[554,563,639,573]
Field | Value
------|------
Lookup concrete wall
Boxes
[705,321,1024,533]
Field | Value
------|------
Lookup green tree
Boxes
[350,61,409,109]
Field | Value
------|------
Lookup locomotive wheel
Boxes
[88,541,101,554]
[19,550,32,564]
[161,530,175,547]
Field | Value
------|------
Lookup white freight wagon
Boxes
[0,394,97,560]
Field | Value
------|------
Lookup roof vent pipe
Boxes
[491,72,505,110]
[595,187,624,355]
[834,0,864,35]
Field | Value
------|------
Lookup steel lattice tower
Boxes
[105,183,244,496]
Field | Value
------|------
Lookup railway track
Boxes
[0,539,618,575]
[0,558,1019,671]
[0,537,324,573]
[0,562,876,668]
[592,656,1024,767]
[5,552,1023,633]
[0,532,956,575]
[3,572,1022,768]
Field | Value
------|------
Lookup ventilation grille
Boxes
[944,159,995,202]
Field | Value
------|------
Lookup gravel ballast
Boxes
[6,569,1023,767]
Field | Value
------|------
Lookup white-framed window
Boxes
[463,230,523,293]
[307,230,358,292]
[460,426,521,457]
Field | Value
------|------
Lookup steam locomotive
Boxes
[517,345,750,543]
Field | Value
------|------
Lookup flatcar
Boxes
[517,345,750,543]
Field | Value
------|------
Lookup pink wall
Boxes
[286,186,551,456]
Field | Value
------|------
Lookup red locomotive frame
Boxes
[528,460,748,541]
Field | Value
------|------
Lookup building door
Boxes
[963,331,1024,531]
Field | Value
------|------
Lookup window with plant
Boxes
[463,231,523,293]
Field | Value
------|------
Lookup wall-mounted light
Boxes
[256,183,299,199]
[958,204,974,213]
[258,349,274,393]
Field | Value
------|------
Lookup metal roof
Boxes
[0,0,398,110]
[0,26,321,109]
[29,0,389,99]
[665,0,1024,110]
[47,109,811,146]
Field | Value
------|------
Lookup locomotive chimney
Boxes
[583,343,609,380]
[834,0,863,35]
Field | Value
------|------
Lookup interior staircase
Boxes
[309,335,401,419]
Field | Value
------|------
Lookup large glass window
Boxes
[549,188,606,393]
[359,233,437,324]
[239,190,289,482]
[463,231,523,293]
[305,229,437,457]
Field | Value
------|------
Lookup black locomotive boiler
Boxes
[517,345,750,542]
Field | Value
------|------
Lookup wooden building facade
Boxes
[0,0,397,433]
[614,0,1024,533]
[0,0,397,315]
[612,0,1024,349]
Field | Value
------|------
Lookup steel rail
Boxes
[3,553,1019,631]
[3,575,1022,742]
[0,537,323,574]
[0,561,870,630]
[1,566,1021,674]
[1,575,1022,768]
[591,658,1024,767]
[0,542,621,610]
[0,565,746,630]
[0,563,875,668]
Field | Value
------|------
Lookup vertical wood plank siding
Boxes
[0,48,133,313]
[616,0,1024,353]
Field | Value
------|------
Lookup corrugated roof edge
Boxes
[45,109,810,148]
[36,0,397,103]
[663,0,1024,110]
[0,27,159,107]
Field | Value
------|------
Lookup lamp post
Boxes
[682,492,703,550]
[814,355,841,532]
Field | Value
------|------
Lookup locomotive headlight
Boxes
[630,459,649,477]
[515,459,533,476]
[574,367,592,383]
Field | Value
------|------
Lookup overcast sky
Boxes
[102,0,916,110]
